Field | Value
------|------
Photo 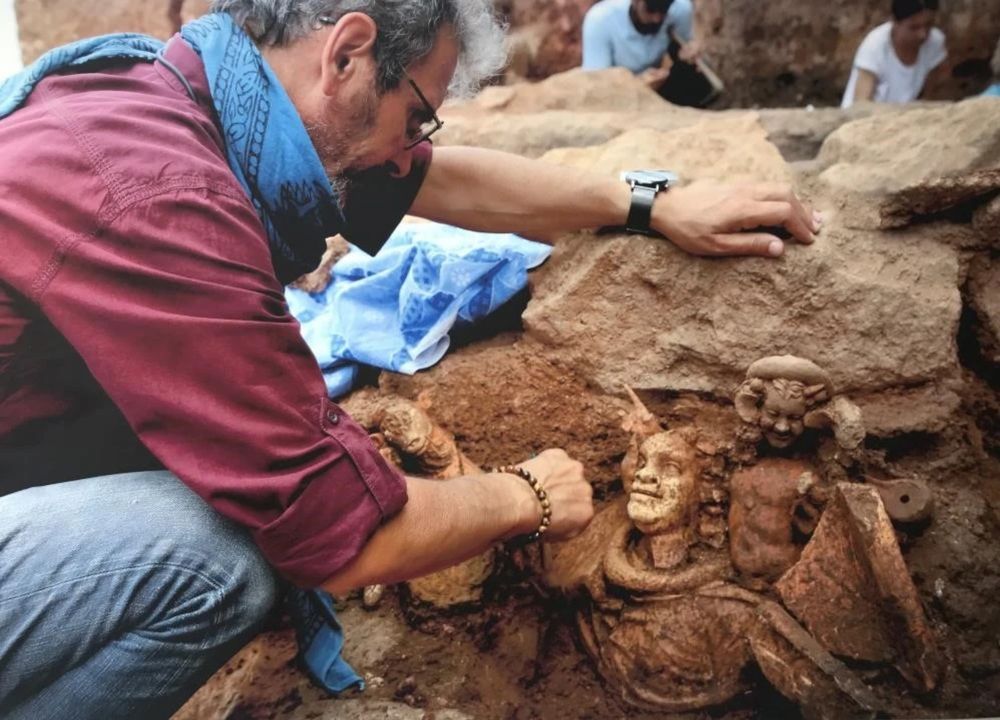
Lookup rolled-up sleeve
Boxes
[36,184,407,587]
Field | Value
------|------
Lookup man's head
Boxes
[212,0,506,183]
[890,0,939,51]
[629,0,674,36]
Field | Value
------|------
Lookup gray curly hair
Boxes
[210,0,507,96]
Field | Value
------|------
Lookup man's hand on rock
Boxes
[505,448,594,542]
[653,180,822,258]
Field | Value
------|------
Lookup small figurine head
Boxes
[758,378,810,448]
[735,356,832,450]
[627,429,699,536]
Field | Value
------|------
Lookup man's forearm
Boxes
[321,471,537,595]
[411,146,630,242]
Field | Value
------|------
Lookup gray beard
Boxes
[303,90,379,210]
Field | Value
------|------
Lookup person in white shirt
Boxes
[842,0,948,108]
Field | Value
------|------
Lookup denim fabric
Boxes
[0,471,279,719]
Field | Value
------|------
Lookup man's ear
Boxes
[320,12,378,95]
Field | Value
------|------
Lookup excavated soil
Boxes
[175,348,1000,720]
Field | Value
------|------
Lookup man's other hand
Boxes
[512,449,594,542]
[653,180,822,258]
[678,39,704,63]
[640,64,672,90]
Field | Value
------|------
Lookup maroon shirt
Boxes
[0,39,427,587]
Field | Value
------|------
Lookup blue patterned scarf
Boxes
[0,13,343,281]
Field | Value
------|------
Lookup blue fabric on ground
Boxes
[285,222,552,397]
[287,589,364,695]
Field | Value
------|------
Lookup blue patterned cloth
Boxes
[0,16,358,697]
[0,13,341,282]
[285,222,552,398]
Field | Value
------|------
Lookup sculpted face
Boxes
[627,432,697,535]
[759,384,807,449]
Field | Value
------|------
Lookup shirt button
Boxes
[326,410,340,425]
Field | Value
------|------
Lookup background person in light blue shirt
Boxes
[582,0,693,75]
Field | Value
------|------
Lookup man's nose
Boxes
[386,147,414,178]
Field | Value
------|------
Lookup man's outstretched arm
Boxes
[411,146,821,258]
[322,449,593,595]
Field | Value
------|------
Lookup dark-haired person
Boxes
[842,0,947,108]
[581,0,703,101]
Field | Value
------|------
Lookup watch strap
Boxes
[626,184,657,235]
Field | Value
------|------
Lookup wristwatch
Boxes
[621,170,679,235]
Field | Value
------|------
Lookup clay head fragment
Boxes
[735,356,833,449]
[626,429,701,570]
[628,431,698,535]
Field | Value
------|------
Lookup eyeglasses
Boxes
[316,15,444,150]
[403,73,445,149]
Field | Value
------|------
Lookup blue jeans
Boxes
[0,471,279,719]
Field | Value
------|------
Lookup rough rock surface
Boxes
[440,70,904,163]
[463,68,669,115]
[538,115,792,184]
[974,194,1000,244]
[439,70,748,158]
[816,97,1000,229]
[968,255,1000,366]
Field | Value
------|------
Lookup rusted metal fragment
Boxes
[776,483,943,692]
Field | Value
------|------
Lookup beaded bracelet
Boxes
[491,464,552,543]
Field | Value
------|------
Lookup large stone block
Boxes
[524,223,961,435]
[514,120,961,435]
[817,97,1000,229]
[539,115,792,184]
[968,254,1000,366]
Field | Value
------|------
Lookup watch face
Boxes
[620,170,679,189]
